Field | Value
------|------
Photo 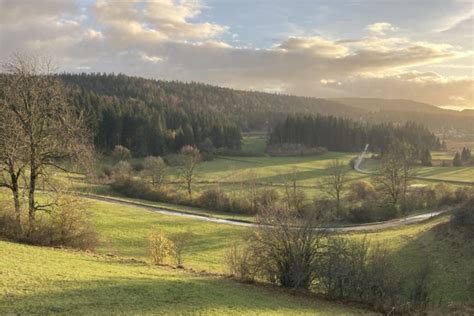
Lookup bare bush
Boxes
[252,206,327,289]
[112,145,131,161]
[169,230,194,267]
[112,160,133,180]
[225,243,259,282]
[0,195,98,250]
[149,228,172,265]
[199,188,230,212]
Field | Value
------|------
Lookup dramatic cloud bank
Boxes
[1,0,472,109]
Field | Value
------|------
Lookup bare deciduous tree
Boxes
[318,159,348,211]
[177,145,201,197]
[373,141,417,207]
[142,156,167,187]
[0,104,28,231]
[0,53,93,224]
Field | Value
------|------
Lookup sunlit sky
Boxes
[1,0,473,109]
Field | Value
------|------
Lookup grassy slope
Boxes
[89,199,250,272]
[354,216,474,304]
[87,198,472,304]
[0,241,371,315]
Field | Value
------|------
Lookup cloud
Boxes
[0,0,472,109]
[366,22,398,35]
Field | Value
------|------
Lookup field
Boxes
[6,195,470,305]
[2,136,473,314]
[0,241,370,315]
[360,155,474,183]
[1,196,472,314]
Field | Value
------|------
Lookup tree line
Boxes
[268,115,441,154]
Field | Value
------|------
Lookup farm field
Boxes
[0,241,371,315]
[360,158,474,182]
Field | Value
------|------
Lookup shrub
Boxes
[169,230,194,267]
[316,237,402,311]
[252,206,327,289]
[112,145,131,161]
[0,195,98,251]
[149,228,172,265]
[112,160,133,179]
[254,189,279,211]
[348,180,376,202]
[225,243,259,282]
[102,166,113,177]
[198,188,230,212]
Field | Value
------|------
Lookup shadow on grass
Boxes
[1,275,363,315]
[389,221,474,307]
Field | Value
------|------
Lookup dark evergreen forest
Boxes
[268,115,441,153]
[61,73,358,156]
[58,73,462,157]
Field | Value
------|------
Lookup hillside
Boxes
[61,74,473,153]
[0,241,371,315]
[330,97,445,113]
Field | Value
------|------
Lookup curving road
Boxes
[77,192,449,232]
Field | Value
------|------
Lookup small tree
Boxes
[453,152,462,167]
[177,146,201,197]
[169,230,194,267]
[112,145,131,161]
[142,156,167,187]
[373,141,417,207]
[318,159,349,211]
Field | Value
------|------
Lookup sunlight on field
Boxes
[0,241,369,315]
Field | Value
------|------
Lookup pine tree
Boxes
[453,152,462,167]
[421,149,432,166]
[461,147,471,162]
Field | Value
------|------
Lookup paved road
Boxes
[78,192,449,232]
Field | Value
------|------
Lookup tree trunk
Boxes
[7,163,22,234]
[187,179,192,197]
[28,171,37,224]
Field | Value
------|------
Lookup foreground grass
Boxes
[86,198,473,305]
[0,241,371,315]
[89,199,250,272]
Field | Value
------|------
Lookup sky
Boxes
[0,0,473,109]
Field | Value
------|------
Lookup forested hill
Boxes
[61,73,362,156]
[330,97,445,113]
[60,73,472,156]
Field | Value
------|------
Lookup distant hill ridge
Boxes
[60,73,474,137]
[329,97,447,114]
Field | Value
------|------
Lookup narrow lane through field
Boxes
[78,192,449,232]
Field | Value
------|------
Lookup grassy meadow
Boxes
[19,194,471,305]
[2,135,473,314]
[0,241,371,315]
